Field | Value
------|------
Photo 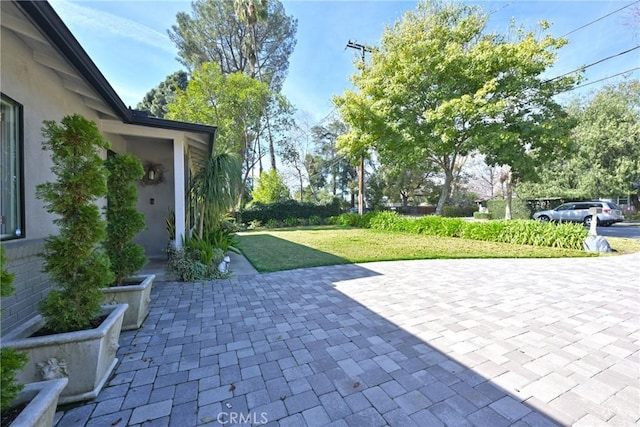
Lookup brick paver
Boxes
[55,253,639,426]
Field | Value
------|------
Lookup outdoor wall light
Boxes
[218,256,231,274]
[141,162,164,186]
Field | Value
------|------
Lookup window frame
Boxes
[1,93,25,241]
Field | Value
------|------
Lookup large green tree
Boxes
[168,0,296,92]
[167,63,271,207]
[168,0,296,171]
[251,169,290,203]
[334,0,577,216]
[136,71,188,118]
[311,118,352,197]
[520,80,640,209]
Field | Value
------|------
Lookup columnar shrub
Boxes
[36,115,114,333]
[105,154,147,285]
[0,246,27,410]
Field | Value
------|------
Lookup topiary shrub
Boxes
[36,115,114,333]
[105,154,147,285]
[1,246,28,411]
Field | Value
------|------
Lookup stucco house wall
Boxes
[1,19,105,333]
[1,1,215,334]
[128,138,175,258]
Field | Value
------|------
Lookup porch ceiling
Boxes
[102,119,210,173]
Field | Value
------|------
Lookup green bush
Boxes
[167,246,225,282]
[442,205,476,218]
[364,211,586,250]
[204,228,240,254]
[105,154,147,285]
[167,234,229,281]
[333,212,375,228]
[247,219,262,230]
[265,219,280,229]
[36,115,114,333]
[308,215,323,226]
[487,199,533,220]
[473,212,491,220]
[1,246,28,411]
[240,198,342,224]
[369,211,410,231]
[283,217,299,227]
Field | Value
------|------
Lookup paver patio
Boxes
[54,253,639,426]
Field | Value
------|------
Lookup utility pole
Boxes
[346,40,372,215]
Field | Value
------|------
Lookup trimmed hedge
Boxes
[240,198,342,224]
[365,211,586,250]
[473,212,491,220]
[441,205,477,218]
[487,199,534,220]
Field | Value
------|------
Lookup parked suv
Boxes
[532,201,624,227]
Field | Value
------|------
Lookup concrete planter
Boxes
[102,274,155,330]
[8,378,68,427]
[2,304,127,404]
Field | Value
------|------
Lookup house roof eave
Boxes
[14,0,217,143]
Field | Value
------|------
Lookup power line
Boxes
[561,0,640,37]
[545,45,640,83]
[559,66,640,94]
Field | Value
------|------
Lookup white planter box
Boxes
[9,378,67,427]
[102,274,155,330]
[2,304,127,404]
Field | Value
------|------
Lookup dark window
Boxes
[1,94,24,241]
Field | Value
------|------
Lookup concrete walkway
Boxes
[55,253,639,426]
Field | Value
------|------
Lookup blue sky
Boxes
[50,0,639,123]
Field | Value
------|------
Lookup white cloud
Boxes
[50,0,175,54]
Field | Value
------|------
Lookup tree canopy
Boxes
[251,169,290,203]
[334,0,577,215]
[167,63,271,158]
[168,0,296,92]
[519,80,640,209]
[136,71,188,118]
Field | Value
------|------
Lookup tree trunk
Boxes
[358,154,365,215]
[435,168,454,215]
[269,132,277,171]
[401,191,408,207]
[504,170,513,220]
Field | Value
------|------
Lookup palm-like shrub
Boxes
[36,114,114,333]
[105,154,147,285]
[191,151,242,238]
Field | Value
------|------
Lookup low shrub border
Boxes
[362,211,587,250]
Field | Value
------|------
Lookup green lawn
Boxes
[236,226,635,273]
